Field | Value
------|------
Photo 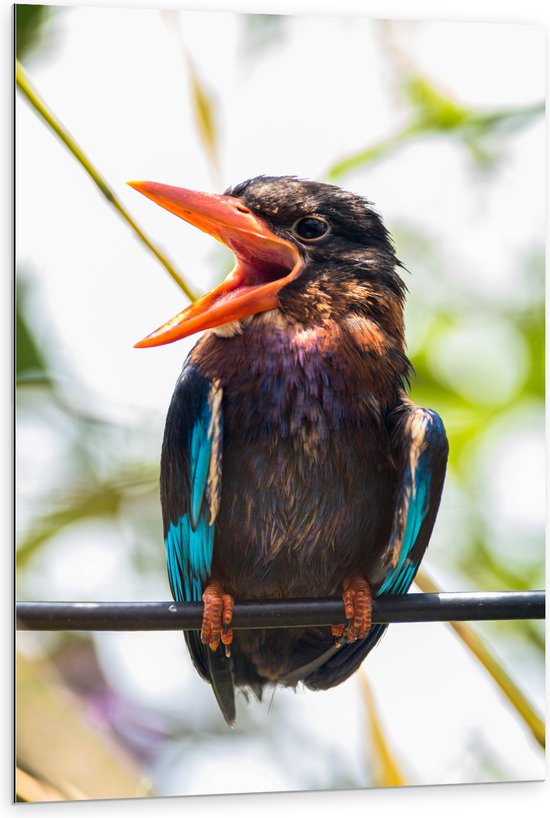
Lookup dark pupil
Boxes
[296,217,327,239]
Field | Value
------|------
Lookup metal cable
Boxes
[16,591,545,632]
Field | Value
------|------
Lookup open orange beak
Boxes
[128,181,303,347]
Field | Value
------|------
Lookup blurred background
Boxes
[16,3,544,802]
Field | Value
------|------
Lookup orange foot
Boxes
[201,580,234,657]
[331,570,373,647]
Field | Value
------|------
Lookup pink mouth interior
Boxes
[218,234,301,301]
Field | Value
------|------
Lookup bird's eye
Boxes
[292,215,331,241]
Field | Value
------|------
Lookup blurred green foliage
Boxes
[16,281,49,384]
[328,73,544,178]
[16,281,161,576]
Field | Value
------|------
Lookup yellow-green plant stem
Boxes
[415,571,545,749]
[360,672,407,786]
[16,59,197,302]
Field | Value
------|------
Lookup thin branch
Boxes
[16,591,545,632]
[16,59,198,302]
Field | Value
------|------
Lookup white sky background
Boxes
[15,2,545,801]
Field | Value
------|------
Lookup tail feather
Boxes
[207,648,236,726]
[185,630,236,725]
[303,625,388,690]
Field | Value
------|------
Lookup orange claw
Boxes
[332,570,373,646]
[201,580,235,655]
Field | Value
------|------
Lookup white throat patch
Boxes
[212,320,246,338]
[211,312,287,338]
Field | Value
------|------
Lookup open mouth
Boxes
[128,181,303,347]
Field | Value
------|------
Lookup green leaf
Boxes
[327,70,544,180]
[186,51,220,180]
[327,126,418,180]
[15,4,51,61]
[404,73,470,130]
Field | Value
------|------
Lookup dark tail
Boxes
[207,648,236,726]
[185,631,236,725]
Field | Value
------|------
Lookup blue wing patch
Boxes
[377,409,445,598]
[377,462,431,596]
[166,515,215,602]
[162,374,223,603]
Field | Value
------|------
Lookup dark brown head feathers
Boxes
[225,175,406,329]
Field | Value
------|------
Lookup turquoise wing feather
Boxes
[161,366,222,604]
[160,364,235,725]
[376,406,447,597]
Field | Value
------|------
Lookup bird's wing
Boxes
[376,402,449,594]
[161,365,222,603]
[304,401,448,691]
[160,364,235,724]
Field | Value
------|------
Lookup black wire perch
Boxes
[16,591,545,632]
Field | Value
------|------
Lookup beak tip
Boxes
[134,330,170,349]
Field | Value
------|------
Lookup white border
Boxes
[7,1,547,816]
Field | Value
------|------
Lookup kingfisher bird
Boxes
[130,175,448,725]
